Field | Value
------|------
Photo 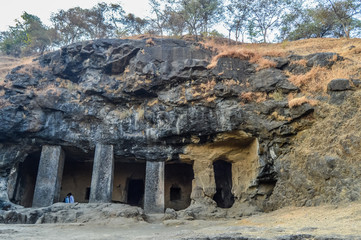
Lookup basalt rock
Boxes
[0,38,343,217]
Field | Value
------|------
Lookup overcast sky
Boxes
[0,0,151,31]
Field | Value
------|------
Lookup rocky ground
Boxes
[1,201,361,239]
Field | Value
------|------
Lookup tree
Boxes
[248,0,291,43]
[281,0,361,40]
[278,0,306,41]
[148,0,169,36]
[164,0,223,38]
[50,3,125,45]
[50,7,89,45]
[197,0,224,34]
[0,12,52,56]
[321,0,361,38]
[226,0,252,43]
[123,13,149,35]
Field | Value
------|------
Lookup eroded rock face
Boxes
[0,38,337,215]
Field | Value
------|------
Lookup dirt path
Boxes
[1,202,361,239]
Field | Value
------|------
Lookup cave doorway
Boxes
[60,147,94,203]
[113,162,146,205]
[9,151,41,207]
[127,179,144,206]
[165,163,194,210]
[213,160,234,208]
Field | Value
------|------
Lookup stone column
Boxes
[32,145,65,208]
[7,164,19,201]
[144,161,165,214]
[89,144,114,203]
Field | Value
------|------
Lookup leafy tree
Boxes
[123,13,149,35]
[278,0,306,41]
[281,0,361,40]
[0,12,52,56]
[50,7,89,45]
[320,0,361,38]
[165,0,223,38]
[50,3,125,45]
[164,7,186,36]
[197,0,224,34]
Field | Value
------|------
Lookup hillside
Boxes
[0,37,360,239]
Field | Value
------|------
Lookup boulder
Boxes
[327,79,352,91]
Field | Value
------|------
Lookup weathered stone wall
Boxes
[180,131,261,205]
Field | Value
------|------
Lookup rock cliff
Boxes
[0,38,353,218]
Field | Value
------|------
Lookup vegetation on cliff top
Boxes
[0,0,360,57]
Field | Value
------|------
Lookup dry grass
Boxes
[203,39,284,70]
[146,38,155,46]
[190,79,217,100]
[147,99,159,107]
[270,111,291,121]
[204,38,361,95]
[241,92,267,103]
[0,55,41,91]
[0,56,29,88]
[288,96,318,108]
[287,66,328,92]
[290,59,308,67]
[287,58,357,93]
[281,38,361,94]
[206,46,279,70]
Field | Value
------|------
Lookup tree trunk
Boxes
[263,29,267,43]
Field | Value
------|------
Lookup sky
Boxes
[0,0,151,31]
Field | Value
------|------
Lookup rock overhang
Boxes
[1,38,343,214]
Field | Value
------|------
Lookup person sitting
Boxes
[64,193,74,203]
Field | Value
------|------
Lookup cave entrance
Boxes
[60,147,94,203]
[213,160,234,208]
[9,151,41,207]
[113,162,146,206]
[127,179,144,206]
[165,163,194,210]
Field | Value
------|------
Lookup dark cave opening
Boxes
[113,161,146,205]
[9,151,41,207]
[170,185,181,201]
[165,163,194,210]
[127,179,144,206]
[213,160,234,208]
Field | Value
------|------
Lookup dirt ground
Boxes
[1,201,361,240]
